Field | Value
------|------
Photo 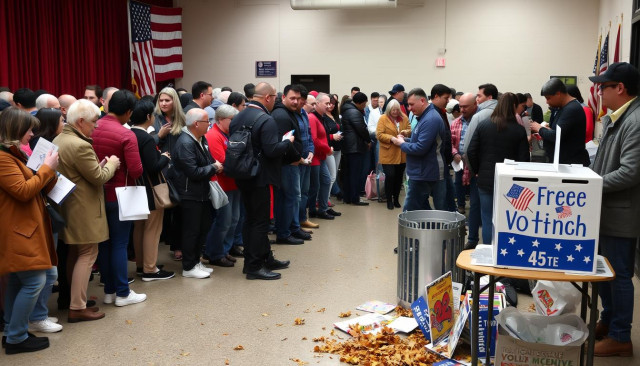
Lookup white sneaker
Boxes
[104,293,116,304]
[197,262,214,273]
[28,318,63,333]
[115,290,147,307]
[182,267,210,279]
[47,316,58,323]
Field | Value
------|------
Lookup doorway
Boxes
[291,75,330,94]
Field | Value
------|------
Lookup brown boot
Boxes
[301,220,319,229]
[68,309,106,323]
[594,337,633,357]
[595,321,609,340]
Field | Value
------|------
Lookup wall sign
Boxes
[256,61,277,77]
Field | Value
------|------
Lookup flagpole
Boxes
[127,0,136,96]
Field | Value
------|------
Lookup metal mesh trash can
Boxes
[397,210,466,308]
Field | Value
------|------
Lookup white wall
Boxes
[177,0,626,110]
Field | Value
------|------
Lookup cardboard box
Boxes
[495,327,581,366]
[493,162,602,273]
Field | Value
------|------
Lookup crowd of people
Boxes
[1,62,640,357]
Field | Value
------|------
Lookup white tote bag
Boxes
[115,172,150,221]
[209,180,229,209]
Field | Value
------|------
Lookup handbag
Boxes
[365,171,377,200]
[209,180,229,209]
[151,172,178,209]
[44,198,66,234]
[115,170,150,221]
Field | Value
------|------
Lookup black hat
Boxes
[589,62,640,85]
[389,84,405,94]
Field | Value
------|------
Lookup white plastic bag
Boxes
[496,307,589,346]
[532,280,581,316]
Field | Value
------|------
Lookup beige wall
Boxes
[177,0,631,111]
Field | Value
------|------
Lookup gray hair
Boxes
[35,94,57,110]
[66,99,100,126]
[384,99,402,118]
[0,91,12,103]
[316,92,329,103]
[215,104,238,121]
[212,87,222,99]
[102,87,118,100]
[185,108,207,127]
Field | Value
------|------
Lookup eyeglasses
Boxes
[601,83,620,90]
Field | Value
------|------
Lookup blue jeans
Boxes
[403,179,446,212]
[298,164,311,223]
[599,235,636,342]
[478,187,494,244]
[4,270,46,344]
[206,190,242,260]
[467,176,481,244]
[454,170,466,209]
[274,165,301,238]
[330,151,342,196]
[30,233,57,322]
[99,201,133,297]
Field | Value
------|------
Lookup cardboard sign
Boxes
[411,296,431,341]
[493,162,602,273]
[495,327,581,366]
[426,272,454,344]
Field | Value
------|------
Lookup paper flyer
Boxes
[426,271,454,345]
[356,300,396,314]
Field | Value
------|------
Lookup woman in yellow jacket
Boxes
[0,107,58,354]
[376,99,410,209]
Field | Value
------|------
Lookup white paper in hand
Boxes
[452,159,464,172]
[27,138,58,171]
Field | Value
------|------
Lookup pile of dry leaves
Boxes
[313,307,443,366]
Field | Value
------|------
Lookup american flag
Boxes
[587,34,601,120]
[555,206,572,219]
[130,1,183,97]
[598,31,609,119]
[505,184,535,211]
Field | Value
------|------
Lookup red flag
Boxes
[613,23,621,63]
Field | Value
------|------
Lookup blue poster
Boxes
[256,61,277,77]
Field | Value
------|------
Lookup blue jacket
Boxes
[400,104,445,181]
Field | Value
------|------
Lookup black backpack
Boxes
[224,111,268,179]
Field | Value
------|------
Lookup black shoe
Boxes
[275,236,304,245]
[2,332,35,348]
[246,267,281,280]
[86,300,96,308]
[291,230,312,241]
[137,264,165,276]
[266,258,290,271]
[387,200,394,210]
[210,257,235,267]
[353,201,369,206]
[326,208,341,216]
[316,211,335,220]
[229,246,244,257]
[502,283,518,307]
[309,211,318,218]
[5,335,49,354]
[394,200,401,208]
[128,277,135,284]
[142,269,175,282]
[463,241,478,251]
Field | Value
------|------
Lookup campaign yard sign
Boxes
[493,163,602,274]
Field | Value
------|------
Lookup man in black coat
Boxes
[524,93,544,123]
[229,82,293,280]
[173,108,223,279]
[341,92,371,205]
[271,84,310,245]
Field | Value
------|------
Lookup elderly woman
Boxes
[0,107,58,354]
[153,87,186,261]
[130,99,173,281]
[53,99,120,322]
[376,99,410,209]
[204,105,240,267]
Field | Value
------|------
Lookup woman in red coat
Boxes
[0,107,58,354]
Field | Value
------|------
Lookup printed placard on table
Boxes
[426,271,454,345]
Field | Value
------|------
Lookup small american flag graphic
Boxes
[506,184,535,211]
[556,206,572,219]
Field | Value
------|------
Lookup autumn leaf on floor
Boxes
[225,359,230,365]
[125,319,133,325]
[394,306,413,318]
[312,336,326,342]
[302,337,308,340]
[317,308,326,313]
[233,345,244,351]
[289,358,308,365]
[294,318,305,325]
[303,309,311,313]
[261,313,269,317]
[338,311,351,318]
[179,351,190,356]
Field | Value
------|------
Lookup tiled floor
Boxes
[5,199,639,365]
